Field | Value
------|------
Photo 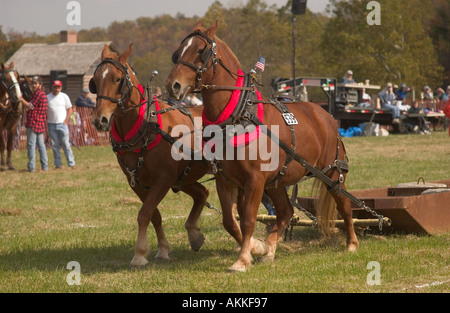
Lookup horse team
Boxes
[4,21,358,272]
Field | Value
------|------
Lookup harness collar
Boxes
[202,69,264,148]
[110,84,162,154]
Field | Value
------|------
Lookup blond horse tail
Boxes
[312,178,337,237]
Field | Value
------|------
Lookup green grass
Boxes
[0,132,449,293]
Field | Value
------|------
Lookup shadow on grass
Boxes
[0,241,235,274]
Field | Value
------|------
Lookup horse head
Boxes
[91,44,139,131]
[166,20,234,101]
[1,62,23,109]
[19,75,33,102]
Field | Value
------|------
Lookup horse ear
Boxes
[101,45,111,59]
[193,20,204,30]
[206,20,219,38]
[9,61,14,69]
[119,43,133,64]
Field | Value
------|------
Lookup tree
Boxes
[322,0,444,90]
[429,0,450,87]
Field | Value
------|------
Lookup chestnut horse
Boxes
[0,62,24,171]
[91,44,209,267]
[166,21,359,272]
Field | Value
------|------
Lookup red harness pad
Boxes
[110,84,162,154]
[202,69,264,148]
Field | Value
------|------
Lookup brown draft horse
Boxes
[91,44,209,267]
[166,21,358,272]
[0,62,25,171]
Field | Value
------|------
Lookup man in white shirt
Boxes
[47,80,76,169]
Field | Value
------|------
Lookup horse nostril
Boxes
[173,82,181,94]
[101,116,109,126]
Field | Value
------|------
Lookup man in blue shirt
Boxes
[395,83,411,101]
[75,88,95,108]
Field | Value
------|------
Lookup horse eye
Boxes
[116,77,121,83]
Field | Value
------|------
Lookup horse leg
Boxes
[228,178,266,272]
[179,182,209,251]
[261,187,294,262]
[332,182,359,252]
[151,208,171,260]
[0,133,5,171]
[216,175,242,245]
[131,185,171,267]
[6,128,15,170]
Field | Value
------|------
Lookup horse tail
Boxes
[312,178,337,237]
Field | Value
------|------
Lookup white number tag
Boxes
[282,113,298,125]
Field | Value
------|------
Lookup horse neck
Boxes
[201,62,241,122]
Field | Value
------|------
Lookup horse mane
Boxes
[193,23,241,69]
[215,36,241,69]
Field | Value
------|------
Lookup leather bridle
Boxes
[90,58,146,113]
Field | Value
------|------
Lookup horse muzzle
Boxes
[93,113,112,132]
[166,79,191,101]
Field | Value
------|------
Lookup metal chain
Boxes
[205,201,222,215]
[289,184,318,225]
[360,202,386,230]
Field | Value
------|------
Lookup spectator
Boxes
[408,101,431,134]
[20,75,48,172]
[423,86,437,111]
[75,88,95,145]
[435,87,446,101]
[183,94,203,106]
[443,86,450,102]
[395,83,411,102]
[75,88,95,109]
[378,82,400,124]
[47,80,76,169]
[341,70,355,84]
[68,105,82,146]
[357,88,372,108]
[423,86,434,100]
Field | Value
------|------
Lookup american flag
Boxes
[255,56,265,72]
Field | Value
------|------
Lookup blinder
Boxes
[89,77,97,94]
[171,30,218,89]
[171,51,179,65]
[201,47,212,63]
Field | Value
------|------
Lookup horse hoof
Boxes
[130,263,148,270]
[190,233,205,252]
[155,256,170,263]
[130,256,149,268]
[226,265,248,273]
[346,243,358,252]
[256,254,274,264]
[251,238,269,257]
[155,249,170,261]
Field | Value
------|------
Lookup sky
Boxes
[0,0,330,36]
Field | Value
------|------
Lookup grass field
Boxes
[0,131,449,293]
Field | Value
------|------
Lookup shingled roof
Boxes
[6,41,112,76]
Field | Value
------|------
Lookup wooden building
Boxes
[6,30,111,104]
